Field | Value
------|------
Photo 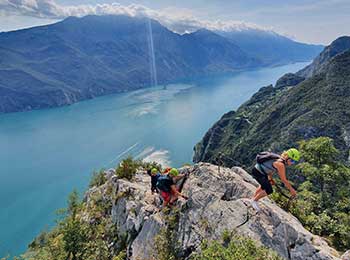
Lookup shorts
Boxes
[160,190,174,202]
[251,167,273,195]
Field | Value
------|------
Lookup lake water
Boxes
[0,62,308,257]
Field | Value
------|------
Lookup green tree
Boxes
[115,156,139,180]
[288,137,350,251]
[89,170,107,188]
[298,137,341,192]
[18,181,129,260]
[191,232,282,260]
[59,190,89,260]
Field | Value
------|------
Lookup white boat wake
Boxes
[105,142,139,167]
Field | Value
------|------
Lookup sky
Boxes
[0,0,349,45]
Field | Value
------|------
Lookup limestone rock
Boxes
[341,250,350,260]
[84,163,342,260]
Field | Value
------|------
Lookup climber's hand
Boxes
[290,189,297,198]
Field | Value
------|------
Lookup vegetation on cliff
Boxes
[191,231,282,260]
[272,137,350,251]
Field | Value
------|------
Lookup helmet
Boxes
[151,168,158,174]
[286,148,301,161]
[169,168,179,176]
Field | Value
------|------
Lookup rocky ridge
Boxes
[297,36,350,78]
[85,163,346,260]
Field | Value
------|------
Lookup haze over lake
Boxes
[0,62,308,257]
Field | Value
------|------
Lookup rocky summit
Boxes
[84,163,344,260]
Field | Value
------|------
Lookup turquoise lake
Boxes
[0,62,308,257]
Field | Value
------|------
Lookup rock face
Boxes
[86,163,341,260]
[342,250,350,260]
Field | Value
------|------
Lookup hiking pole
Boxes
[217,156,224,173]
[213,153,224,173]
[215,153,225,174]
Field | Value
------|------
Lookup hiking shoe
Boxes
[250,200,261,212]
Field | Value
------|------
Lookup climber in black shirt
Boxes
[147,168,161,194]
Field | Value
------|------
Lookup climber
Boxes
[156,168,188,208]
[250,148,300,212]
[163,167,172,174]
[147,168,161,194]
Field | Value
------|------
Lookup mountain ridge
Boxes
[0,15,256,113]
[216,29,323,65]
[297,36,350,78]
[0,14,322,114]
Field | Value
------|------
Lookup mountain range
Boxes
[217,29,323,65]
[193,36,350,167]
[0,15,323,114]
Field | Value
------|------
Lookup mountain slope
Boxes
[0,15,258,114]
[193,36,350,167]
[217,29,323,65]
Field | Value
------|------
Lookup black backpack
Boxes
[256,151,282,164]
[156,175,172,192]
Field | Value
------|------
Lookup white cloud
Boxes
[247,0,350,16]
[0,0,271,33]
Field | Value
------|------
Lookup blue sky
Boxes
[1,0,349,44]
